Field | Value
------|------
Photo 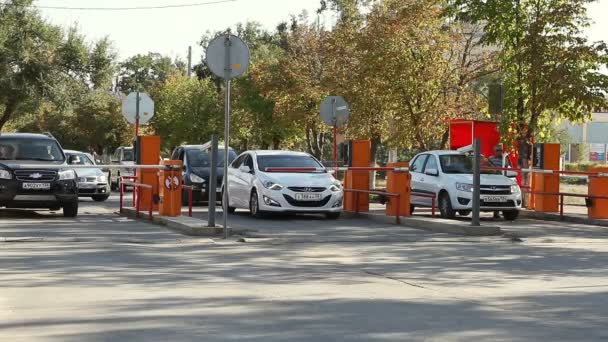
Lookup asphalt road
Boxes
[1,194,608,341]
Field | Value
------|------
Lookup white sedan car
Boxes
[224,151,343,219]
[410,150,522,220]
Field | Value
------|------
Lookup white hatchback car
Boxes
[224,151,343,218]
[410,150,522,220]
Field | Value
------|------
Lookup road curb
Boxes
[343,211,502,236]
[520,209,608,227]
[119,208,224,237]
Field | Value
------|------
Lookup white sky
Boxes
[34,0,608,62]
[35,0,325,61]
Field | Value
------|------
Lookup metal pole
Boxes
[134,91,140,207]
[472,138,481,226]
[187,46,192,77]
[223,35,232,239]
[208,134,218,227]
[333,124,337,168]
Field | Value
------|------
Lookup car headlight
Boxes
[190,174,205,183]
[511,185,520,194]
[0,169,11,180]
[330,182,342,192]
[263,181,283,191]
[456,183,473,192]
[98,175,108,183]
[59,170,76,180]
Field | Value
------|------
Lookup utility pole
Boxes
[187,46,192,77]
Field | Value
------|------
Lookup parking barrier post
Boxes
[189,188,193,217]
[119,181,124,213]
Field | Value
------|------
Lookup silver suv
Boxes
[410,150,522,220]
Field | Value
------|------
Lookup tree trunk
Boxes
[439,127,450,150]
[0,100,17,132]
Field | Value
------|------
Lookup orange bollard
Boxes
[533,172,560,213]
[588,167,608,219]
[386,162,411,217]
[343,140,371,213]
[158,160,183,217]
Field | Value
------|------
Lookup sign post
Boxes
[206,34,250,239]
[321,96,349,169]
[472,138,481,227]
[122,91,154,208]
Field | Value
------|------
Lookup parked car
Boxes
[109,146,135,190]
[409,150,522,220]
[0,133,79,217]
[224,150,343,219]
[64,150,110,202]
[171,143,237,204]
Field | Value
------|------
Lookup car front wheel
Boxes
[221,189,236,213]
[439,192,456,219]
[63,202,78,217]
[249,190,264,218]
[503,210,519,221]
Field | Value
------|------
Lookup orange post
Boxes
[136,136,161,212]
[158,160,183,217]
[343,140,371,212]
[532,143,560,213]
[385,162,411,217]
[533,172,560,212]
[588,167,608,219]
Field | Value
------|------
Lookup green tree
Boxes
[449,0,608,165]
[117,53,185,93]
[0,0,63,131]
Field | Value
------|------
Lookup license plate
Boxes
[483,195,508,203]
[22,183,51,190]
[79,183,96,189]
[295,193,322,201]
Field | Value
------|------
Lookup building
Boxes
[562,111,608,163]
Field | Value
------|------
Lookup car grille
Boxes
[15,170,57,181]
[288,187,326,193]
[78,177,97,183]
[283,194,332,207]
[481,200,516,208]
[480,185,511,195]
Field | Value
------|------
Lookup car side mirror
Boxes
[506,170,518,178]
[239,165,251,173]
[68,155,81,165]
[425,168,439,177]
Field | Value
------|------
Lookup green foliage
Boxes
[151,74,222,150]
[117,53,185,93]
[449,0,608,158]
[564,162,602,172]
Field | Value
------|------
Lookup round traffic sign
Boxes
[206,34,250,80]
[320,96,349,127]
[122,92,155,124]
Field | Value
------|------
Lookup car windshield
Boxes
[123,149,134,161]
[439,154,500,174]
[66,152,94,166]
[0,138,64,162]
[187,149,237,167]
[257,155,324,172]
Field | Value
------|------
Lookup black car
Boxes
[0,133,79,217]
[171,143,237,204]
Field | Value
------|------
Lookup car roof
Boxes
[0,133,55,140]
[181,144,234,150]
[250,150,311,157]
[419,150,463,156]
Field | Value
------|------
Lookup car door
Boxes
[239,154,256,202]
[228,153,246,208]
[410,154,429,206]
[418,154,440,206]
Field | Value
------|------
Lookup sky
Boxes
[32,0,608,63]
[34,0,325,62]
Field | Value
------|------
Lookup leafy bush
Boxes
[564,162,603,172]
